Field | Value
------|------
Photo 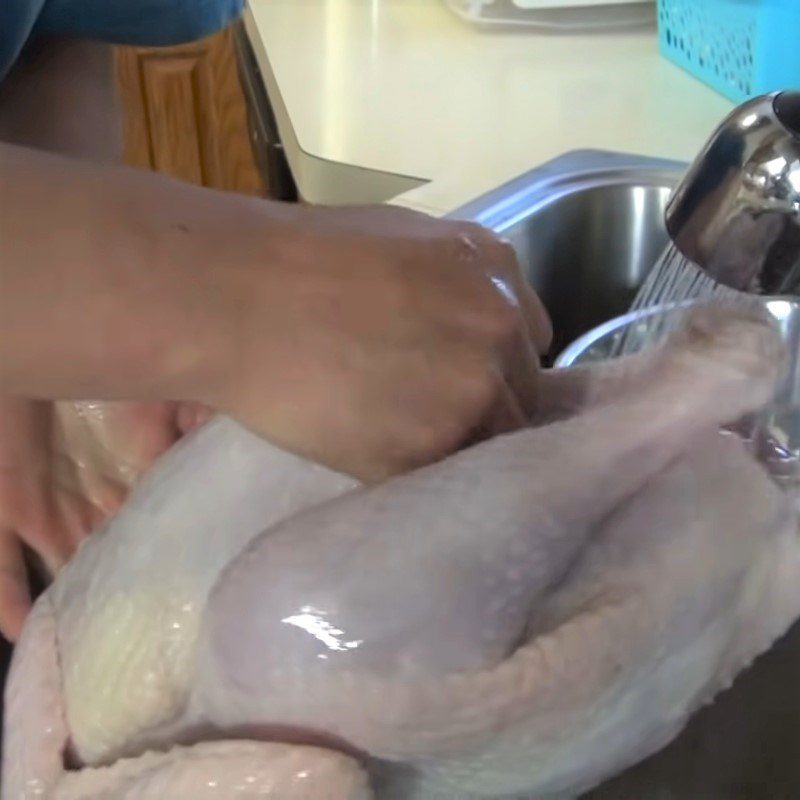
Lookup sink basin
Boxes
[453,150,800,799]
[451,150,684,358]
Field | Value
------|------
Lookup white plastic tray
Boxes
[444,0,656,30]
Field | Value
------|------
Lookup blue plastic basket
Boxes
[657,0,800,103]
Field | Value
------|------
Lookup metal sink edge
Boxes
[448,149,687,232]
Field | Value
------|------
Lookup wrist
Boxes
[160,195,303,411]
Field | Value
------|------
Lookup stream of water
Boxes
[612,243,763,358]
[614,243,800,481]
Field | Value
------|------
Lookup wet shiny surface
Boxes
[555,298,800,484]
[457,150,800,799]
[5,151,799,797]
[665,92,800,295]
[451,150,683,359]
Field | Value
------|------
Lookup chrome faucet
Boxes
[665,91,800,296]
[664,92,800,481]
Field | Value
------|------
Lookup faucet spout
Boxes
[665,91,800,295]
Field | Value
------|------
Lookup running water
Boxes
[612,243,763,357]
[613,242,800,483]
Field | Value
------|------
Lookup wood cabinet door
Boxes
[115,28,264,196]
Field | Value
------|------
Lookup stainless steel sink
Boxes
[450,150,683,359]
[454,150,800,799]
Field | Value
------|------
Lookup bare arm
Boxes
[0,140,552,642]
[0,141,256,403]
[0,141,551,477]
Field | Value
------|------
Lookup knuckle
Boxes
[404,419,449,464]
[444,222,498,264]
[445,230,482,266]
[404,391,488,464]
[482,299,521,343]
[459,365,498,413]
[491,235,520,265]
[415,416,469,463]
[454,220,489,241]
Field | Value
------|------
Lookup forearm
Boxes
[0,142,280,404]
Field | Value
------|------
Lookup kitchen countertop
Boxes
[244,0,734,216]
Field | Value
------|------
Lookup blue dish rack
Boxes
[657,0,800,102]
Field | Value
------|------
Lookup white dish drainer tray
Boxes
[444,0,656,30]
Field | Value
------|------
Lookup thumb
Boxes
[0,530,32,642]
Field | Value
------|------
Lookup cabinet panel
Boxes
[141,54,207,184]
[115,28,264,196]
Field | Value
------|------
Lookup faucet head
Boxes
[665,91,800,295]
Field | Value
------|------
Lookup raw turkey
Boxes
[4,309,800,800]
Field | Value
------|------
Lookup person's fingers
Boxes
[465,375,528,447]
[21,501,75,576]
[491,238,553,354]
[524,285,554,354]
[480,242,549,418]
[511,276,552,355]
[0,530,32,642]
[497,321,542,419]
[177,402,213,436]
[0,468,74,575]
[84,480,127,524]
[53,491,104,551]
[480,268,541,418]
[484,380,529,436]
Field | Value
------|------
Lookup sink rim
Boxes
[448,149,688,232]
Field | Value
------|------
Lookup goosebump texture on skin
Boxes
[4,309,800,800]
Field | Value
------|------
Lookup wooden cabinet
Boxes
[114,27,265,196]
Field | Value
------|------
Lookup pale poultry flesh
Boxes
[4,308,800,800]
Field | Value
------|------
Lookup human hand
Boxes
[211,204,552,481]
[0,398,210,641]
[0,146,549,486]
